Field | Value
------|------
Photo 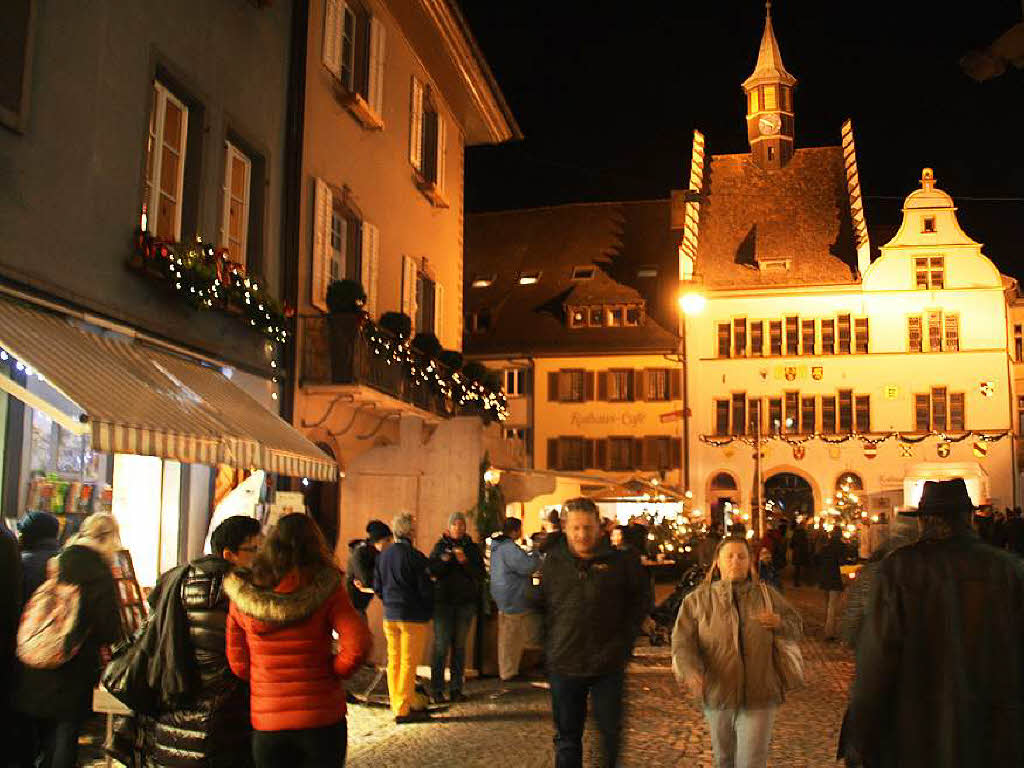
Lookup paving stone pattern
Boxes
[84,585,854,767]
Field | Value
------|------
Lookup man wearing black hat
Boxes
[346,520,393,617]
[839,478,1024,767]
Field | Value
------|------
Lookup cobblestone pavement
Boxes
[83,584,853,767]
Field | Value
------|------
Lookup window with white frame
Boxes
[142,81,188,241]
[311,178,379,315]
[504,369,527,397]
[915,256,945,289]
[221,142,251,267]
[409,77,447,203]
[322,0,386,123]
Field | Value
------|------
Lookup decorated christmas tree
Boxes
[830,480,864,527]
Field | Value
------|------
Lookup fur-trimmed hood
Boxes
[224,566,342,625]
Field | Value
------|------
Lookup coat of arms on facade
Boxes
[864,444,878,459]
[792,445,806,461]
[899,443,913,459]
[973,441,988,459]
[828,446,841,460]
[980,381,995,397]
[785,367,797,381]
[937,442,951,458]
[811,366,823,381]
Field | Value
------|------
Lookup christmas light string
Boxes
[699,430,1009,447]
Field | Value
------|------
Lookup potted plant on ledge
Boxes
[325,279,367,382]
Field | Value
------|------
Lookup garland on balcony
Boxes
[363,325,509,422]
[131,230,290,344]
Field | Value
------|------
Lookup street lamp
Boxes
[677,286,704,495]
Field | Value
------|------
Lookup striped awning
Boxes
[0,296,336,481]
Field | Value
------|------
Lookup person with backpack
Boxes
[15,513,123,768]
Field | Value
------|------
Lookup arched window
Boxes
[835,472,863,492]
[711,472,738,490]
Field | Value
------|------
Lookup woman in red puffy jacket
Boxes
[225,513,371,767]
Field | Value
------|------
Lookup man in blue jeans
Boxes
[536,498,648,767]
[428,512,485,703]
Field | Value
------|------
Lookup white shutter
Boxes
[434,282,445,347]
[402,254,418,329]
[219,142,232,249]
[311,178,332,312]
[361,222,380,318]
[409,77,424,170]
[436,115,447,195]
[368,18,386,118]
[322,0,343,78]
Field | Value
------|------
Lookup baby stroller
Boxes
[650,564,706,644]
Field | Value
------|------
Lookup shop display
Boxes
[25,473,111,543]
[110,549,148,636]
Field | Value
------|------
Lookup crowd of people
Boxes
[3,476,1024,767]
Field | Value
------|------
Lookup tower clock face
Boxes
[758,114,782,135]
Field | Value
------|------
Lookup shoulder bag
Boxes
[759,582,805,691]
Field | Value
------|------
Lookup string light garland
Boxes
[130,230,290,344]
[699,430,1009,447]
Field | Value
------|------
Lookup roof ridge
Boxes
[468,198,670,217]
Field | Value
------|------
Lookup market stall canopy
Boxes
[589,478,686,503]
[0,297,336,481]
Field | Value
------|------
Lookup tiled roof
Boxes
[464,203,679,358]
[684,146,859,289]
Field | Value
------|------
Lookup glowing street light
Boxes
[678,291,706,315]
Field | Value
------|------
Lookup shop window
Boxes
[750,321,764,357]
[768,397,782,434]
[731,393,746,436]
[838,315,852,354]
[769,321,782,356]
[558,370,585,403]
[717,323,731,358]
[944,314,960,351]
[733,318,747,357]
[112,454,181,587]
[908,316,923,353]
[715,400,730,436]
[784,392,798,433]
[801,320,815,356]
[142,81,189,241]
[608,370,634,402]
[927,311,942,352]
[821,319,835,355]
[915,257,944,289]
[608,437,635,471]
[785,316,799,355]
[855,395,871,433]
[950,392,965,431]
[800,396,816,434]
[854,318,869,354]
[646,369,669,401]
[915,394,930,432]
[821,396,837,434]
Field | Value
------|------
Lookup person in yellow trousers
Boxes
[373,513,435,724]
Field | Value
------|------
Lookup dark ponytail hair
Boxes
[250,513,337,588]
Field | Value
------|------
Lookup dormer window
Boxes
[471,274,495,288]
[922,217,936,233]
[569,308,586,328]
[518,271,541,285]
[637,266,658,279]
[469,310,491,333]
[626,307,641,326]
[571,266,595,280]
[608,308,624,327]
[589,308,604,326]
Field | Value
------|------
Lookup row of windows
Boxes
[713,391,871,436]
[907,312,959,352]
[568,304,644,329]
[547,436,682,472]
[717,315,868,358]
[547,369,681,403]
[747,83,793,114]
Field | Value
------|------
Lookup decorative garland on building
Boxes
[130,230,290,344]
[364,326,509,422]
[699,430,1010,448]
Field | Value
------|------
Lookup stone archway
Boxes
[763,468,817,521]
[706,470,742,527]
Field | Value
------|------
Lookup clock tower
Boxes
[743,2,796,170]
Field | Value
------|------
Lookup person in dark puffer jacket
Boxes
[226,513,370,767]
[17,511,61,603]
[127,515,262,768]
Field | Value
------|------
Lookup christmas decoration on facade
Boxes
[937,442,951,458]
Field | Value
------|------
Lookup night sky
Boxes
[460,1,1023,277]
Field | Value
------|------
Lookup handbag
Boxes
[101,620,160,715]
[759,582,805,691]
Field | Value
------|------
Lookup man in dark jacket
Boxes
[1,518,22,768]
[840,479,1024,768]
[789,521,811,587]
[427,512,484,703]
[17,511,61,603]
[346,520,392,617]
[818,526,847,640]
[373,513,434,723]
[537,498,648,768]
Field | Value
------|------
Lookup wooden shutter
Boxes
[436,116,447,194]
[641,437,655,470]
[632,438,644,470]
[597,371,609,401]
[360,221,379,318]
[671,438,683,469]
[596,439,609,470]
[401,254,417,327]
[584,371,596,401]
[322,0,343,78]
[584,440,596,469]
[669,368,682,400]
[409,77,424,169]
[311,178,332,312]
[368,18,386,117]
[434,282,445,347]
[547,372,559,402]
[547,439,559,471]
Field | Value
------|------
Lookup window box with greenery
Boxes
[325,279,368,381]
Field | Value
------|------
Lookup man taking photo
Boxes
[537,497,648,767]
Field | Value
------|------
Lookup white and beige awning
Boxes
[0,296,336,481]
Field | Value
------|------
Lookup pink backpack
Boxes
[17,561,83,669]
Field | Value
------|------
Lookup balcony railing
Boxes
[301,315,507,421]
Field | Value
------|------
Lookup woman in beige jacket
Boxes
[671,536,802,768]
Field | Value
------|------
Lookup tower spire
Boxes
[743,1,796,90]
[742,2,797,169]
